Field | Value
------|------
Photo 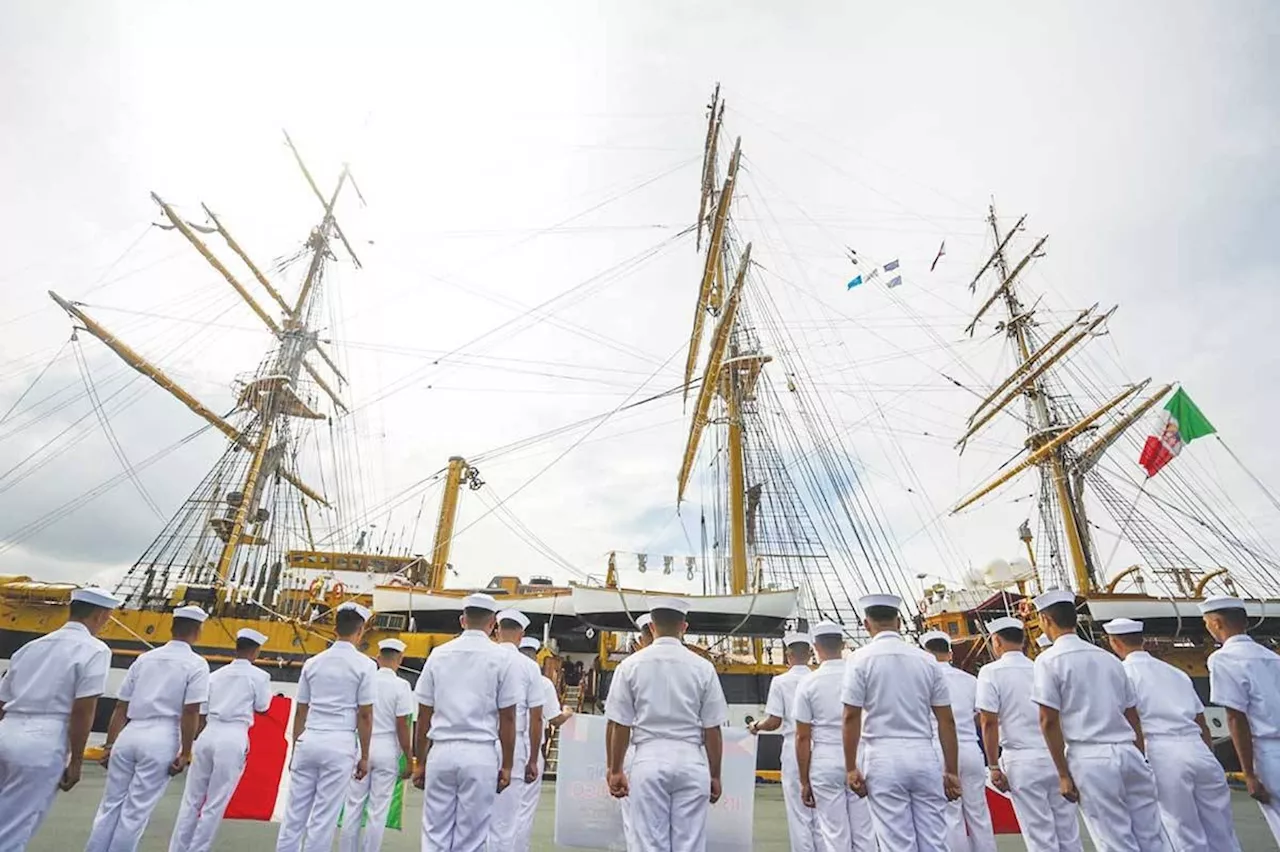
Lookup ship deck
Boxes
[24,766,1280,850]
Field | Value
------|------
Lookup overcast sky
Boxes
[1,1,1277,600]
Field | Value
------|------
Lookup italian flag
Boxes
[1138,388,1215,478]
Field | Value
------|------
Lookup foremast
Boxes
[50,134,358,614]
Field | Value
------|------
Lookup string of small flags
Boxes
[844,239,947,292]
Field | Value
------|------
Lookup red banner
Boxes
[225,695,292,820]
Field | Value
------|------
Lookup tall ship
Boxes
[0,89,1276,774]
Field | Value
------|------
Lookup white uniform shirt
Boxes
[371,668,415,737]
[1208,634,1280,740]
[415,629,521,744]
[841,631,949,740]
[1032,634,1135,744]
[0,621,111,717]
[540,675,561,721]
[296,640,376,732]
[119,640,210,721]
[1122,651,1203,739]
[764,665,812,739]
[791,660,845,745]
[501,643,546,734]
[203,659,271,725]
[939,663,980,743]
[605,637,729,747]
[974,651,1044,751]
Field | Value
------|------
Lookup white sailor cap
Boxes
[919,630,952,648]
[810,621,843,638]
[71,587,122,609]
[1199,595,1246,614]
[857,593,902,612]
[519,637,541,651]
[378,638,407,653]
[1033,589,1075,612]
[173,605,208,623]
[1035,634,1052,648]
[462,592,501,612]
[649,597,691,616]
[635,613,653,630]
[1103,618,1144,636]
[236,628,268,645]
[336,601,372,622]
[783,631,813,646]
[497,609,530,629]
[985,616,1025,634]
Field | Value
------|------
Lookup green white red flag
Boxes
[1138,388,1215,477]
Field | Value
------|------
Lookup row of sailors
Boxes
[745,590,1280,852]
[0,587,572,852]
[4,584,1280,852]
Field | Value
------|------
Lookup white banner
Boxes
[553,715,756,851]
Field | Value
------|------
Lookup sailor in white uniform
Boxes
[338,637,414,852]
[1031,590,1167,852]
[1104,617,1240,852]
[488,608,547,852]
[841,593,959,852]
[168,627,272,852]
[975,616,1083,852]
[1201,594,1280,844]
[792,622,874,852]
[606,597,730,852]
[0,586,119,851]
[609,612,654,851]
[748,630,818,852]
[919,630,996,852]
[275,601,376,852]
[413,593,520,852]
[86,604,211,852]
[514,636,573,852]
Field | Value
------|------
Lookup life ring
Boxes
[331,582,347,599]
[308,578,325,599]
[1016,598,1036,620]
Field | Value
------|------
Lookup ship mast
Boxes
[952,204,1173,594]
[51,134,357,611]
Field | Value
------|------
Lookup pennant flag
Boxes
[1138,388,1216,477]
[883,258,899,272]
[886,275,903,288]
[930,240,947,272]
[846,275,863,290]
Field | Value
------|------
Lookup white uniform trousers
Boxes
[1145,734,1240,852]
[1066,742,1168,852]
[861,737,948,852]
[780,737,818,852]
[338,733,402,852]
[809,742,875,852]
[423,740,500,852]
[629,739,712,852]
[999,748,1083,852]
[943,742,997,852]
[168,721,250,852]
[512,747,544,852]
[619,745,637,851]
[85,718,181,852]
[487,735,530,851]
[0,714,69,851]
[274,728,358,852]
[1254,738,1280,846]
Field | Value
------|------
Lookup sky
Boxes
[1,1,1278,604]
